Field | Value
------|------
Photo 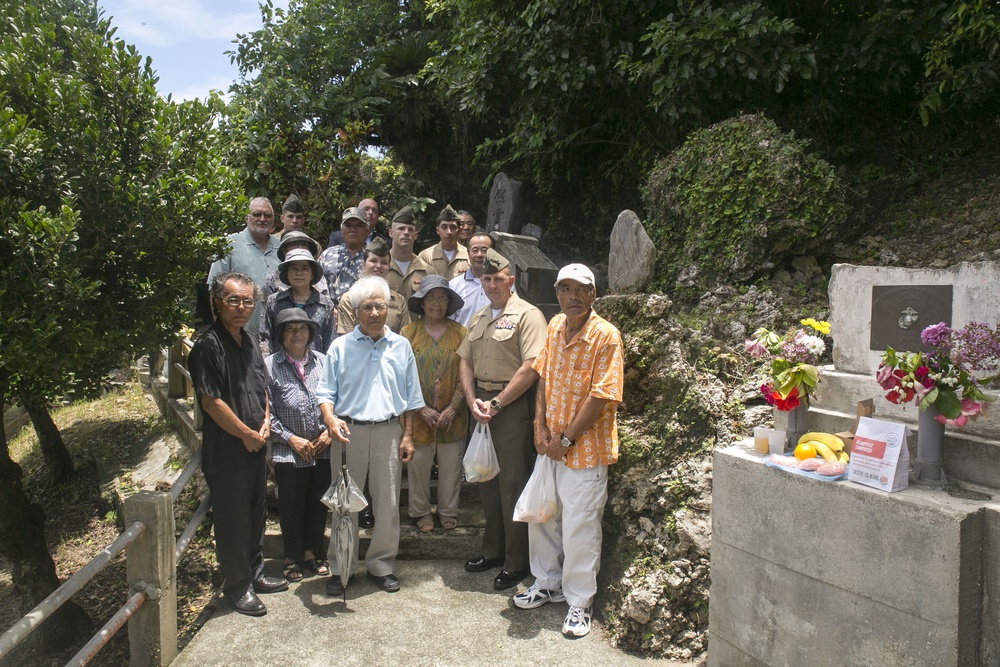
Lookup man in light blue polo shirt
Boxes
[317,275,424,596]
[208,196,282,336]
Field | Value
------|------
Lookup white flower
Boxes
[802,335,826,356]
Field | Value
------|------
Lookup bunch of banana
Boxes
[798,432,849,464]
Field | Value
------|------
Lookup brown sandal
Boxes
[439,515,457,530]
[416,514,435,533]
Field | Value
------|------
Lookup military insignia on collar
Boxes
[495,317,514,330]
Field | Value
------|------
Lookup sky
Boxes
[98,0,288,101]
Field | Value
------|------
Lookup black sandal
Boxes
[283,562,304,582]
[303,558,330,576]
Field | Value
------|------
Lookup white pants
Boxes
[328,420,401,578]
[528,462,608,608]
[407,439,464,518]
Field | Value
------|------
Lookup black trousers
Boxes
[476,388,536,572]
[273,461,332,561]
[205,459,267,600]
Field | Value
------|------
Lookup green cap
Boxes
[482,248,510,275]
[282,193,304,213]
[392,206,415,225]
[365,237,390,257]
[437,205,459,223]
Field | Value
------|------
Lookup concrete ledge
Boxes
[709,444,999,666]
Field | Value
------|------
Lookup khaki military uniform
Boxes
[337,289,411,335]
[417,243,470,281]
[387,254,433,299]
[457,293,547,572]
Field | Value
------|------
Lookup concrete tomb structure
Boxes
[710,261,1000,667]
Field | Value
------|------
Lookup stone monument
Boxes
[486,172,523,234]
[608,210,655,292]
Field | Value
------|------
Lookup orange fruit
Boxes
[793,442,817,461]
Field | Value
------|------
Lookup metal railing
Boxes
[0,342,209,666]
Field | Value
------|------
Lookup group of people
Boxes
[189,195,624,639]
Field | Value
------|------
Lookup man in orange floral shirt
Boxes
[511,263,624,638]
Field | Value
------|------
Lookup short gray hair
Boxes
[348,275,391,309]
[210,272,261,304]
[248,196,273,214]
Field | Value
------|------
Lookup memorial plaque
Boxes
[869,285,953,352]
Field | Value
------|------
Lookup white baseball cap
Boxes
[554,263,595,287]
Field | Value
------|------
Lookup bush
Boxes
[642,114,847,299]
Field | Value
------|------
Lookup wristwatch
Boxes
[489,397,504,413]
[561,434,575,449]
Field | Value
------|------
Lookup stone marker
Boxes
[520,223,542,241]
[608,210,656,292]
[486,172,522,234]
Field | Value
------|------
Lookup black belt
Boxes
[476,380,508,391]
[338,415,398,426]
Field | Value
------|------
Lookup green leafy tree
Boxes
[0,0,239,647]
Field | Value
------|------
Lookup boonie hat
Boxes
[554,263,595,287]
[279,248,322,286]
[407,274,465,317]
[278,230,320,260]
[273,307,319,345]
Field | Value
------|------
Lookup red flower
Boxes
[774,387,801,411]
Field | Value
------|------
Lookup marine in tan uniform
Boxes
[338,238,411,334]
[386,207,433,312]
[457,248,547,591]
[417,205,470,280]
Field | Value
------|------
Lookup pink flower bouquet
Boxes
[876,322,1000,426]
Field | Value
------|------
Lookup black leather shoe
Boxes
[231,590,267,616]
[494,569,528,590]
[359,506,375,529]
[253,575,289,594]
[464,555,504,573]
[325,575,345,598]
[366,572,400,592]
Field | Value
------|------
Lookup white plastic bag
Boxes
[463,422,499,482]
[513,455,559,523]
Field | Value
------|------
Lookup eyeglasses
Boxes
[224,296,256,308]
[249,211,274,219]
[358,302,387,313]
[424,295,449,305]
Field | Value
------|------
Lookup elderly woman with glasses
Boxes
[265,308,332,582]
[400,275,468,532]
[260,248,336,357]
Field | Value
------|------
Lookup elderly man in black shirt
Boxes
[189,272,288,616]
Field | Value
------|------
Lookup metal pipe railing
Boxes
[175,492,212,561]
[170,449,203,503]
[0,520,145,659]
[65,590,147,666]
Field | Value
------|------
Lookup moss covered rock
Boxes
[642,113,847,300]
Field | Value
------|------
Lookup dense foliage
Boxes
[0,0,241,415]
[642,114,847,299]
[225,0,1000,261]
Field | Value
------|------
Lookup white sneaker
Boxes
[513,582,566,609]
[562,605,591,637]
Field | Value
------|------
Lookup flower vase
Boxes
[913,404,950,486]
[774,403,809,451]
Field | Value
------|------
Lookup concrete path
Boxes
[171,559,688,667]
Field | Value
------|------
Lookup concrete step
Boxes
[262,482,486,561]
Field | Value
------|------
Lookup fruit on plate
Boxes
[816,462,846,476]
[797,432,846,453]
[793,442,817,461]
[838,451,849,464]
